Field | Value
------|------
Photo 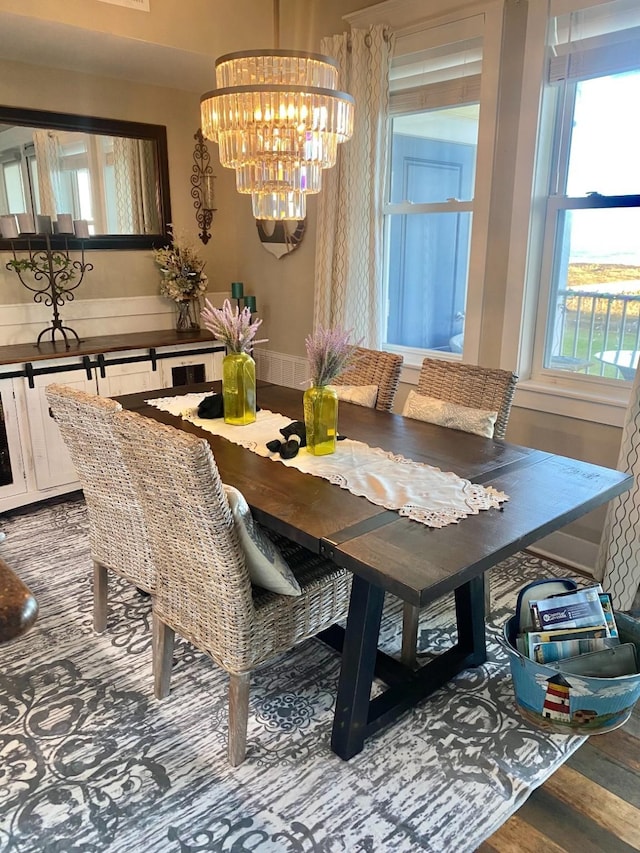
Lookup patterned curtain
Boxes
[113,138,160,234]
[595,367,640,610]
[33,130,64,217]
[313,26,392,347]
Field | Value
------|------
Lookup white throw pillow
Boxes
[327,384,379,408]
[402,390,498,438]
[223,485,301,596]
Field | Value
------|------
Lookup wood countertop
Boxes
[0,329,222,367]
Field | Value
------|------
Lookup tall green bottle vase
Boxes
[222,351,256,426]
[303,385,338,455]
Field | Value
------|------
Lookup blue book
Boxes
[531,585,605,631]
[532,636,619,665]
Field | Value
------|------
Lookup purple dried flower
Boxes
[201,298,267,353]
[305,325,359,386]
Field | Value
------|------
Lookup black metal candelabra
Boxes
[6,234,93,349]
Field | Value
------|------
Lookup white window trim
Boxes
[348,0,506,368]
[501,0,637,427]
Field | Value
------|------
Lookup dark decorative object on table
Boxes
[197,394,225,420]
[266,421,346,459]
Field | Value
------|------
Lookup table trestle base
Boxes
[328,574,487,760]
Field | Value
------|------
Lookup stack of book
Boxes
[516,583,620,664]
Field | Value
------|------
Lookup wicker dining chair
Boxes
[333,347,403,412]
[401,358,518,667]
[114,408,352,766]
[415,358,518,441]
[46,384,155,633]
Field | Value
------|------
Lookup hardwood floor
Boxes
[478,702,640,852]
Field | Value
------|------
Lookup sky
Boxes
[566,70,640,267]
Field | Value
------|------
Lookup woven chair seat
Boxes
[249,536,351,670]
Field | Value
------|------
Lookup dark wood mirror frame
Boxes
[0,105,172,251]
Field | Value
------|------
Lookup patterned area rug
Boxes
[0,496,586,853]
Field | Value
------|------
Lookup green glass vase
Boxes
[223,351,256,426]
[303,385,338,455]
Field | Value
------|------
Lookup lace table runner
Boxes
[146,393,509,529]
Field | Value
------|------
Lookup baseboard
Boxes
[527,530,598,577]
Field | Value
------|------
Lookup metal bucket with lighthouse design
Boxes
[502,613,640,735]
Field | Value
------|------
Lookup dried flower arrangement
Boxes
[201,298,267,353]
[153,228,208,303]
[305,325,359,386]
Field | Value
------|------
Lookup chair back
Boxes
[114,410,256,673]
[416,358,518,440]
[45,384,155,592]
[333,347,403,412]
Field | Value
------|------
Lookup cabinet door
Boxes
[0,378,27,500]
[159,350,223,389]
[96,359,167,397]
[24,370,96,492]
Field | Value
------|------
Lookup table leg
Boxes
[331,575,385,761]
[330,574,487,761]
[455,574,487,666]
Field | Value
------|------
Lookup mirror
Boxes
[256,219,306,259]
[0,105,171,250]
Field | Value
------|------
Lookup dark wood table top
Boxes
[116,382,633,606]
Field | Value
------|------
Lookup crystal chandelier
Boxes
[200,23,354,221]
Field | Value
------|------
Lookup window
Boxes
[385,103,478,353]
[532,0,640,386]
[380,12,498,365]
[344,1,504,372]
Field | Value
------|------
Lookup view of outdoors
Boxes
[548,69,640,380]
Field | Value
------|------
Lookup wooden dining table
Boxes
[116,381,633,760]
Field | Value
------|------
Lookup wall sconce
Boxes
[192,128,217,245]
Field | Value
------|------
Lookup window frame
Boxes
[346,0,506,377]
[501,0,640,427]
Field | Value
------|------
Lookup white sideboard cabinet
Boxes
[0,330,224,513]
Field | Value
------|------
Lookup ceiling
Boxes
[0,10,224,93]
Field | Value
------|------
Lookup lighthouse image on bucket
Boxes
[542,673,571,723]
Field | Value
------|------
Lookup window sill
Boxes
[385,344,462,387]
[392,345,630,428]
[514,379,630,428]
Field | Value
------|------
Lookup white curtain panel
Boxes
[595,366,640,610]
[33,130,64,218]
[113,137,159,234]
[314,26,392,347]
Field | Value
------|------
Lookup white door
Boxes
[23,369,96,492]
[0,378,27,501]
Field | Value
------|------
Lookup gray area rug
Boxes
[0,496,586,853]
